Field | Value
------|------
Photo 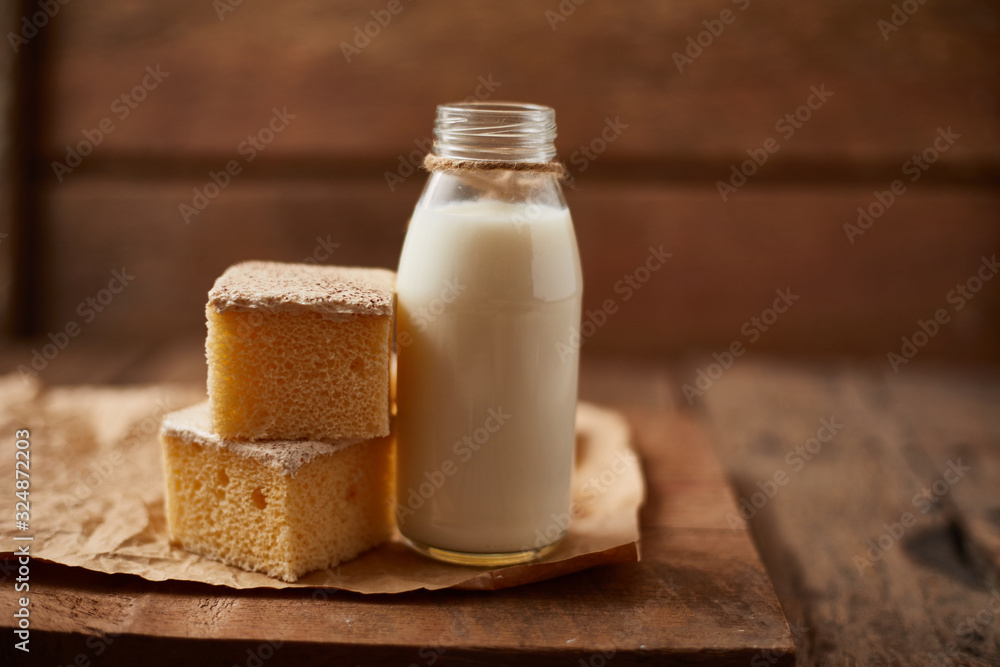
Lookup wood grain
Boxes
[41,1,1000,176]
[32,179,1000,365]
[885,371,1000,587]
[0,354,794,666]
[5,347,998,664]
[8,0,1000,356]
[701,362,1000,666]
[3,532,790,667]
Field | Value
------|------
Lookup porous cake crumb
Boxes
[206,261,394,441]
[160,402,394,582]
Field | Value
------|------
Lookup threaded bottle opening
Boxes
[433,101,558,163]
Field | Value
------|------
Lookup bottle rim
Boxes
[437,101,552,114]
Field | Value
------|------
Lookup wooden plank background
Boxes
[3,0,999,361]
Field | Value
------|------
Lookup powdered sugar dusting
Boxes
[208,261,395,317]
[162,402,364,476]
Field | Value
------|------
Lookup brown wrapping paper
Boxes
[0,374,643,592]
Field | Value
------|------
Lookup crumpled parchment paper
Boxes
[0,374,643,592]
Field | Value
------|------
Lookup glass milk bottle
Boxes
[395,102,583,566]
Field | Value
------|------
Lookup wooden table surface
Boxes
[3,341,999,666]
[1,343,793,666]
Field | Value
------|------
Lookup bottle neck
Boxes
[432,102,558,163]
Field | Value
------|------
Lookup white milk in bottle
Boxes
[395,102,583,565]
